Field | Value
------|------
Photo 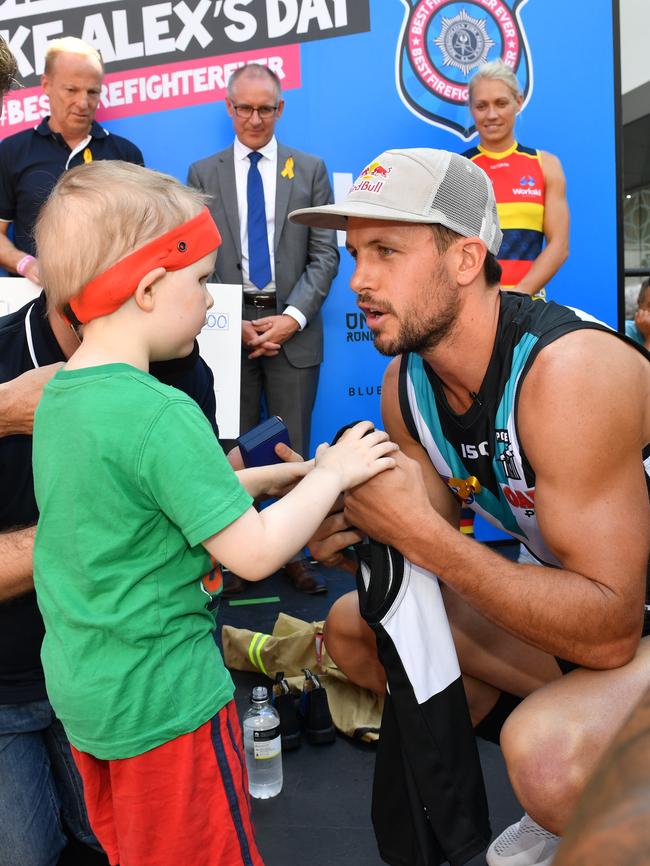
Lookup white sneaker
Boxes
[486,814,560,866]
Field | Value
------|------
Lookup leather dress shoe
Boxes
[221,571,248,598]
[284,559,327,594]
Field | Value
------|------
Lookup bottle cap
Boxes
[251,686,268,703]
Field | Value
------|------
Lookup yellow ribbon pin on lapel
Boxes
[281,156,294,179]
[83,148,92,163]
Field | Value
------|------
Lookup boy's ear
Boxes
[133,268,167,311]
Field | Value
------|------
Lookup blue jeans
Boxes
[0,699,101,866]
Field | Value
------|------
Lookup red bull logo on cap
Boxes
[351,161,392,194]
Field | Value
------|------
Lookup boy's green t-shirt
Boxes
[32,364,253,760]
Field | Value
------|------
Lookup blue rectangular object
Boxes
[238,416,291,468]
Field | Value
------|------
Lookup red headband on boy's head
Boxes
[67,207,222,325]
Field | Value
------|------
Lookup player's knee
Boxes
[501,703,586,814]
[324,592,386,693]
[323,592,359,659]
[322,603,342,662]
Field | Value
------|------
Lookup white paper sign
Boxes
[198,283,242,439]
[0,276,40,316]
[0,278,241,439]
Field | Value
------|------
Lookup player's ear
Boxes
[133,267,167,312]
[456,239,486,286]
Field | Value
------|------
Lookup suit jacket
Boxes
[187,142,339,368]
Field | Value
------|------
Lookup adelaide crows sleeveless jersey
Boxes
[463,143,545,290]
[399,292,650,566]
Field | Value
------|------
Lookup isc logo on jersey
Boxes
[461,441,489,459]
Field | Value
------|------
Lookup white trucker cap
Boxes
[289,148,503,255]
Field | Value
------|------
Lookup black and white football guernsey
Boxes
[356,543,490,866]
[398,292,650,566]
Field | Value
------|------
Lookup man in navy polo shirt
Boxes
[0,286,219,864]
[0,36,143,286]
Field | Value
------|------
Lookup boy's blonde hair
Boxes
[36,161,208,312]
[44,37,103,75]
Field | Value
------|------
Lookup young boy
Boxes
[31,161,396,866]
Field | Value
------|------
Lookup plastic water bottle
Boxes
[243,686,283,799]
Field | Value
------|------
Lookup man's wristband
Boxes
[16,254,35,276]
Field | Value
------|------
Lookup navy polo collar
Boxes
[35,117,108,140]
[25,291,66,367]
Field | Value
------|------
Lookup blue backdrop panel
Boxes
[2,0,619,537]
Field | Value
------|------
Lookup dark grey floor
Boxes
[217,542,523,866]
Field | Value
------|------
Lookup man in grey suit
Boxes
[188,64,339,593]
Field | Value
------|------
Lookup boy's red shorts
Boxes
[70,700,264,866]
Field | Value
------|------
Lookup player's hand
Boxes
[314,421,398,490]
[0,363,63,437]
[343,449,433,548]
[308,506,363,573]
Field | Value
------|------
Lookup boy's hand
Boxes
[262,458,314,498]
[314,421,398,490]
[261,442,307,497]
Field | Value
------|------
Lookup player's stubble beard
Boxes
[366,262,460,357]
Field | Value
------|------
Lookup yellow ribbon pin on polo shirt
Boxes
[281,156,294,179]
[83,148,92,163]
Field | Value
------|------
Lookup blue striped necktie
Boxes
[247,151,272,289]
